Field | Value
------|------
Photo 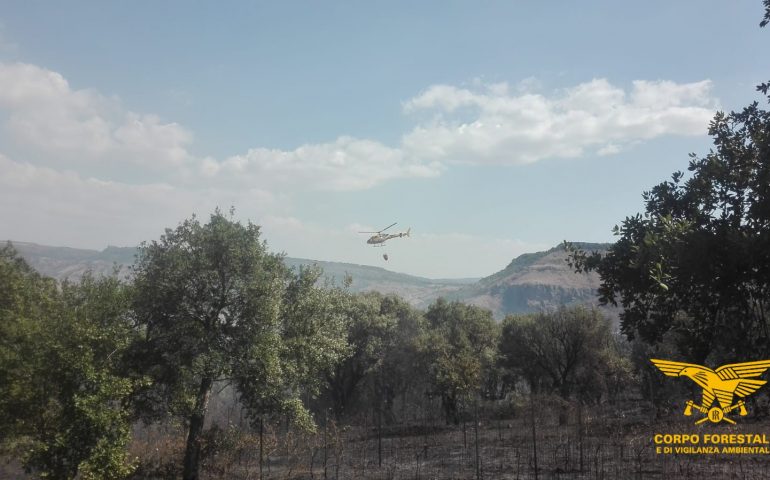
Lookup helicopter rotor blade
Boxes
[380,222,397,232]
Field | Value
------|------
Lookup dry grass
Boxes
[124,400,770,480]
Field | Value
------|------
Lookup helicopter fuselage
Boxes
[367,232,404,245]
[361,225,410,247]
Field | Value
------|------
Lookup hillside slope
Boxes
[8,242,137,280]
[6,241,473,309]
[455,242,610,318]
[6,240,611,318]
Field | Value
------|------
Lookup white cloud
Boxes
[0,60,723,278]
[0,62,439,191]
[0,63,721,193]
[0,154,277,249]
[0,63,194,170]
[201,136,442,191]
[402,78,717,165]
[0,148,543,277]
[597,143,622,156]
[0,149,536,278]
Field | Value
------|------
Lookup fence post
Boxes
[363,410,368,475]
[323,410,328,480]
[530,393,538,480]
[378,406,383,467]
[578,402,584,473]
[474,398,481,480]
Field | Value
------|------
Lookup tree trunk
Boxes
[183,376,214,480]
[442,393,460,425]
[530,393,538,480]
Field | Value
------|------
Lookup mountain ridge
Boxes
[460,242,610,317]
[5,240,611,318]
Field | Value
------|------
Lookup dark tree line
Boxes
[568,81,770,365]
[0,247,138,479]
[566,0,770,395]
[0,215,630,479]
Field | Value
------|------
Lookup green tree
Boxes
[323,292,425,422]
[499,306,629,403]
[0,244,138,479]
[261,262,351,424]
[568,86,770,363]
[566,0,770,364]
[324,292,391,419]
[373,294,426,423]
[421,299,499,425]
[130,210,348,480]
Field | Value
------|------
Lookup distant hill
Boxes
[282,257,475,308]
[6,241,474,309]
[454,242,612,319]
[6,240,613,318]
[8,242,137,280]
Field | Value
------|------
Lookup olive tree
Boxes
[499,306,629,403]
[323,292,425,422]
[421,299,499,425]
[568,86,770,362]
[568,4,770,363]
[0,245,138,479]
[130,210,348,480]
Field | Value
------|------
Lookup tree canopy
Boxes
[499,306,630,403]
[130,210,349,480]
[568,88,770,363]
[420,299,499,425]
[323,292,425,422]
[0,245,138,479]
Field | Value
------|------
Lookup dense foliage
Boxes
[568,88,770,363]
[129,210,349,480]
[0,245,139,479]
[499,306,633,403]
[421,299,499,425]
[323,292,424,422]
[3,222,637,479]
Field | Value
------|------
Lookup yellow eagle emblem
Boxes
[651,358,770,424]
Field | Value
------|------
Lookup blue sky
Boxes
[0,1,767,277]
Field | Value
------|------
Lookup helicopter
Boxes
[359,223,410,261]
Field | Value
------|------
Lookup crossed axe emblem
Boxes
[684,400,747,425]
